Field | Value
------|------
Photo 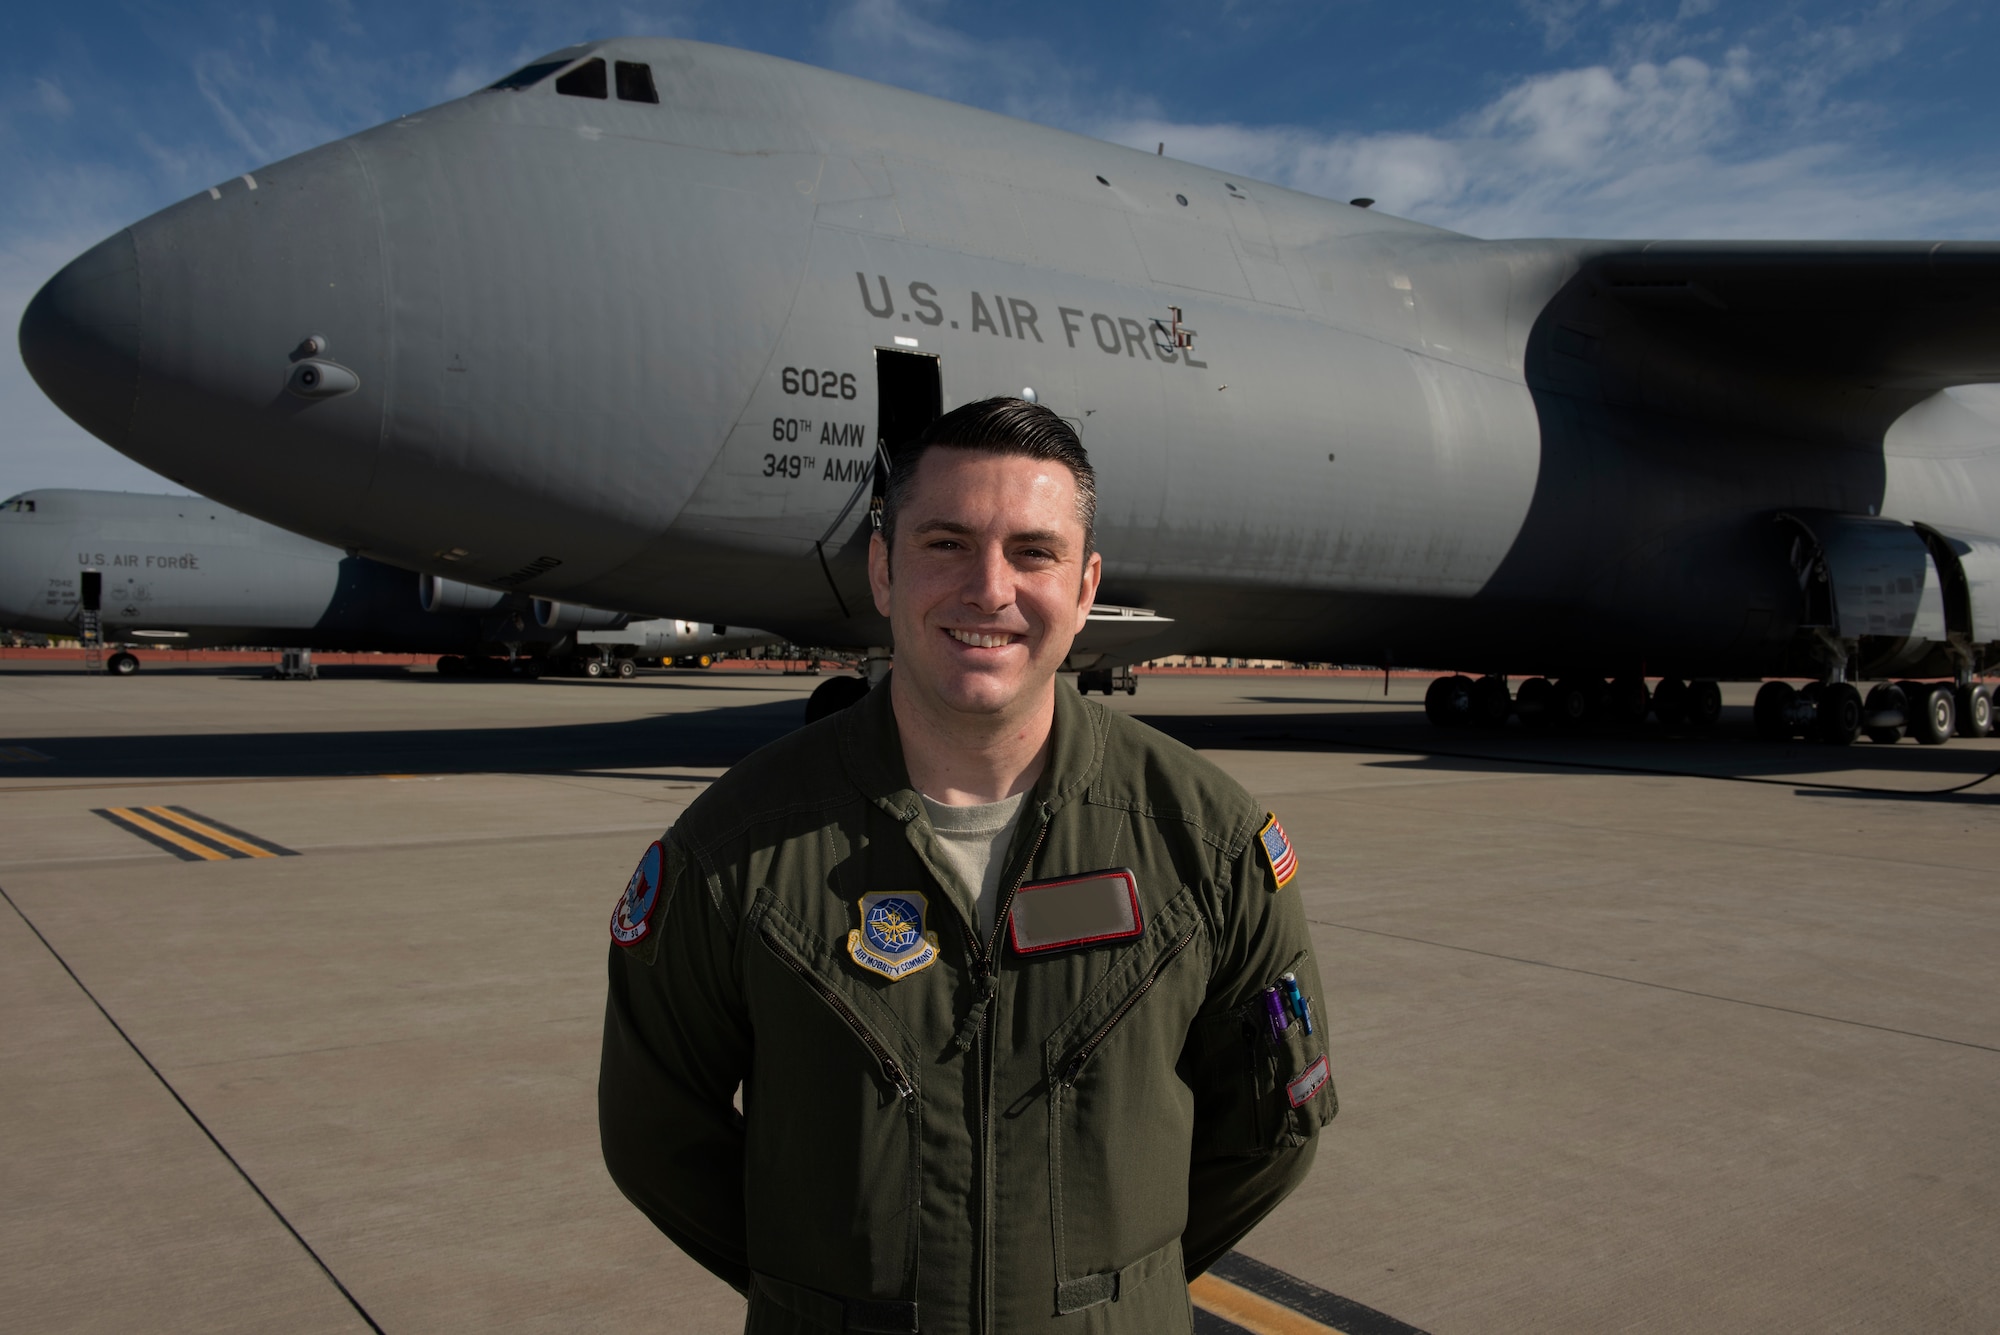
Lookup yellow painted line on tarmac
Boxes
[93,805,299,861]
[98,807,231,861]
[141,807,279,858]
[1191,1273,1345,1335]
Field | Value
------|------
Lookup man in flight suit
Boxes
[600,397,1333,1334]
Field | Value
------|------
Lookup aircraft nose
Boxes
[21,143,388,530]
[19,230,141,452]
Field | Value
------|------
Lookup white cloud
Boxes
[33,78,72,121]
[1101,41,2000,239]
[816,0,1094,126]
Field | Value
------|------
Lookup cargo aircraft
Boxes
[0,488,771,675]
[19,39,2000,741]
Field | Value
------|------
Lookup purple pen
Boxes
[1261,986,1289,1043]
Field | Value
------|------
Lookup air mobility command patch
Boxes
[610,840,665,946]
[848,892,941,981]
[1258,813,1298,889]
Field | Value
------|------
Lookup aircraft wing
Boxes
[1573,241,2000,389]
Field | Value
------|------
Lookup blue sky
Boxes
[5,0,1999,493]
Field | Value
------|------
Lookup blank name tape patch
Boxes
[1008,868,1143,955]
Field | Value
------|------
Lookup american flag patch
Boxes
[1258,813,1297,888]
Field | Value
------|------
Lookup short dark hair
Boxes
[880,397,1096,553]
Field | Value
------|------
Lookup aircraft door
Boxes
[872,348,942,517]
[810,348,940,620]
[81,570,101,613]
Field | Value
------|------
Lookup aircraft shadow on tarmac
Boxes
[1136,708,2000,804]
[8,691,1998,803]
[5,698,810,781]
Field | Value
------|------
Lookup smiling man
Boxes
[600,398,1334,1334]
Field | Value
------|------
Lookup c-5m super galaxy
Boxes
[0,488,773,676]
[20,39,2000,741]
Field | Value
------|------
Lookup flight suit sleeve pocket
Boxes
[1186,952,1335,1156]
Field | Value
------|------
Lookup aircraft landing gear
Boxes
[1423,674,1474,726]
[1077,666,1138,696]
[1908,683,1956,745]
[106,651,140,676]
[1685,680,1722,731]
[1863,683,1908,743]
[1469,674,1509,726]
[1605,676,1650,727]
[1756,678,1872,745]
[1814,682,1863,745]
[1548,677,1598,730]
[1651,678,1689,729]
[1956,683,1994,738]
[805,674,869,724]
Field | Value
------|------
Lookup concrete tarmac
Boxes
[1,664,1995,1332]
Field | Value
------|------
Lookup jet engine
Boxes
[419,573,507,614]
[533,598,625,631]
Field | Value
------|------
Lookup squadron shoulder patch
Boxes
[847,892,940,981]
[1257,813,1298,889]
[610,840,665,946]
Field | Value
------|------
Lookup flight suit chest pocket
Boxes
[1040,889,1205,1305]
[747,894,922,1305]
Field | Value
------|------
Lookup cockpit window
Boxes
[1,497,35,513]
[615,61,659,104]
[556,57,608,100]
[487,59,570,92]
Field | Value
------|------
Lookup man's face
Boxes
[869,449,1101,720]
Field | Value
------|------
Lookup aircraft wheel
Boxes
[1470,675,1511,727]
[696,654,714,669]
[1813,682,1862,745]
[1862,683,1906,743]
[1686,680,1723,731]
[1424,674,1475,727]
[1910,684,1956,744]
[106,651,140,676]
[435,655,464,677]
[615,658,638,679]
[1753,680,1796,741]
[1606,676,1650,726]
[1515,677,1553,730]
[1650,677,1689,728]
[1549,677,1597,730]
[805,674,869,724]
[584,658,605,678]
[1125,677,1137,696]
[1955,684,1993,738]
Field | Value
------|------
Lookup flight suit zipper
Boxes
[972,810,1049,1335]
[761,925,916,1099]
[1057,927,1198,1088]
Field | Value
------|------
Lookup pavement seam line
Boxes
[1316,918,2000,1055]
[0,881,387,1333]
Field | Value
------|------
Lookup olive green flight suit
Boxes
[600,677,1334,1334]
